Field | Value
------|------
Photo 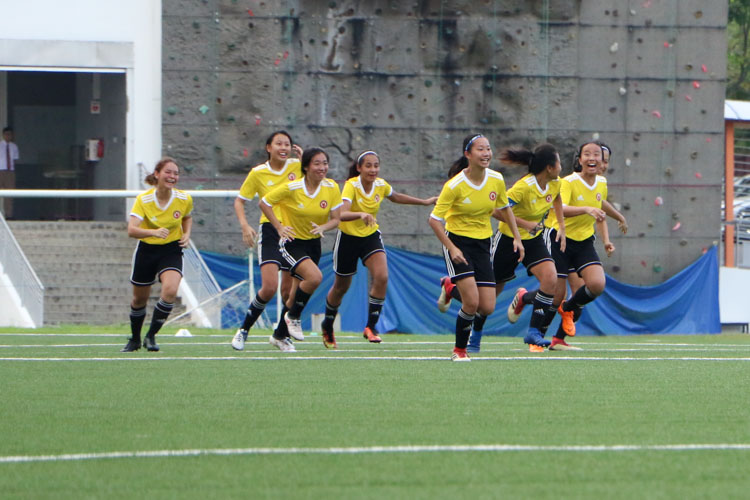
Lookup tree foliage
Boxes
[728,0,750,99]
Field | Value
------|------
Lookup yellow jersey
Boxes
[430,169,509,240]
[546,173,607,241]
[237,159,302,224]
[262,178,342,240]
[339,176,393,237]
[130,188,193,245]
[499,174,561,240]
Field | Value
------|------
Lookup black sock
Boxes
[540,304,557,335]
[564,285,597,311]
[472,313,487,333]
[573,307,583,323]
[455,308,475,348]
[450,286,462,301]
[321,299,339,331]
[273,304,290,339]
[129,306,146,341]
[366,295,385,330]
[523,289,538,305]
[288,288,312,319]
[145,299,173,338]
[530,291,554,331]
[241,294,269,331]
[553,322,567,340]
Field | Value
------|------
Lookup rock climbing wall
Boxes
[163,0,727,285]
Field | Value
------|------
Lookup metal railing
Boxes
[0,212,45,326]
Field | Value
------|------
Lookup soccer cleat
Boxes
[549,337,582,351]
[322,326,337,349]
[363,327,382,343]
[528,344,545,353]
[120,338,141,352]
[284,312,305,341]
[437,276,454,313]
[231,329,247,351]
[143,336,160,352]
[507,287,528,323]
[523,328,551,348]
[558,302,576,337]
[466,331,482,353]
[451,347,471,362]
[269,335,296,352]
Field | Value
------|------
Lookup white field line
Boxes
[3,356,750,362]
[2,342,749,353]
[2,443,749,464]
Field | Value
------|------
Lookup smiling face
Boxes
[357,154,380,183]
[465,137,492,169]
[578,143,602,177]
[155,161,179,189]
[266,133,292,164]
[306,152,329,182]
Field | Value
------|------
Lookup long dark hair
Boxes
[347,150,379,179]
[572,141,604,173]
[145,157,177,186]
[500,143,558,175]
[264,130,293,161]
[300,148,329,176]
[448,134,485,178]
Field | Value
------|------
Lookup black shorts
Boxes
[258,222,291,271]
[544,227,601,278]
[491,232,553,283]
[130,240,183,286]
[280,238,322,279]
[442,232,495,287]
[333,230,386,276]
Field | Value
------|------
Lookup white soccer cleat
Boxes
[231,329,246,351]
[269,335,296,352]
[284,312,305,340]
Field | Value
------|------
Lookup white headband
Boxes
[357,150,378,163]
[465,134,484,151]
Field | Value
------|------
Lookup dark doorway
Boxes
[5,71,126,220]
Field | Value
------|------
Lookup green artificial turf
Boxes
[0,329,748,499]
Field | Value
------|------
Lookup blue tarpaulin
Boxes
[200,245,720,335]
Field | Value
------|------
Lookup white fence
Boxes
[0,212,45,327]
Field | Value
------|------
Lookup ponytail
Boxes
[501,143,558,175]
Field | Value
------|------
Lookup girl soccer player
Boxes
[231,131,303,350]
[429,134,523,361]
[260,147,342,352]
[121,158,193,352]
[468,144,567,353]
[543,141,614,350]
[319,150,438,348]
[511,141,627,349]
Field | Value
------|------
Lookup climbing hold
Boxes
[652,264,662,273]
[672,222,681,231]
[619,87,627,96]
[692,81,701,89]
[685,94,692,101]
[695,172,703,179]
[199,105,209,114]
[166,106,177,115]
[610,42,619,53]
[652,110,662,118]
[654,196,663,206]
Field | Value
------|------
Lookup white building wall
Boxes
[0,0,162,190]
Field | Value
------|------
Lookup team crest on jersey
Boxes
[320,200,328,209]
[288,173,296,181]
[374,194,381,202]
[173,211,181,219]
[596,193,602,201]
[489,191,497,201]
[546,195,552,203]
